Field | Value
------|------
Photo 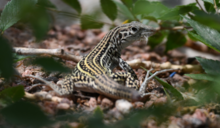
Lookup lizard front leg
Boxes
[118,58,137,79]
[110,72,139,90]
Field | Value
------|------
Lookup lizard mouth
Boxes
[142,29,156,37]
[140,29,156,42]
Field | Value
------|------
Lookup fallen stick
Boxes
[13,47,82,62]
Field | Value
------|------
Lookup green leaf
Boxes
[0,86,24,105]
[182,15,220,52]
[148,31,167,48]
[121,0,133,9]
[204,1,215,13]
[187,31,219,52]
[86,107,106,128]
[133,1,169,19]
[113,1,135,20]
[196,57,220,75]
[142,67,183,100]
[185,74,217,81]
[37,0,56,9]
[62,0,81,14]
[160,3,199,20]
[22,6,50,41]
[1,101,51,127]
[202,0,214,4]
[166,32,186,52]
[13,53,31,62]
[192,10,220,31]
[32,57,70,73]
[80,15,103,29]
[93,107,103,119]
[0,0,37,33]
[154,75,183,100]
[100,0,117,21]
[0,36,13,79]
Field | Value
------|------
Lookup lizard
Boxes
[46,21,157,101]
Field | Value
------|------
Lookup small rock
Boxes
[68,122,80,128]
[101,98,113,108]
[107,107,123,120]
[35,91,51,100]
[57,103,70,110]
[154,96,167,105]
[97,95,104,104]
[60,98,71,104]
[192,109,207,123]
[88,97,97,108]
[22,69,32,77]
[115,99,133,114]
[133,101,144,108]
[145,101,153,108]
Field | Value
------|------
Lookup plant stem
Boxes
[213,0,219,15]
[196,0,206,12]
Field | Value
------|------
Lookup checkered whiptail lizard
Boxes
[48,21,156,101]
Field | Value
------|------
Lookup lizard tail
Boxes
[94,74,141,101]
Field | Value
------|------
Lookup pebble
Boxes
[57,103,70,110]
[133,101,144,108]
[88,97,97,108]
[101,98,114,108]
[115,99,133,114]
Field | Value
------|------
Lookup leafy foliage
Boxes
[0,85,24,105]
[32,57,70,73]
[159,3,198,20]
[183,16,220,52]
[0,36,13,79]
[1,0,220,127]
[62,0,81,14]
[37,0,56,9]
[148,31,167,48]
[24,6,51,41]
[0,0,37,33]
[142,67,183,100]
[166,31,186,52]
[80,15,104,29]
[113,1,135,20]
[101,0,117,21]
[0,101,51,127]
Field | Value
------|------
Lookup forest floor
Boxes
[2,23,220,128]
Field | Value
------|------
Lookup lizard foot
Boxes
[139,68,179,95]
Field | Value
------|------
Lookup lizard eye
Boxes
[132,27,138,32]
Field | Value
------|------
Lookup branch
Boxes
[126,59,203,73]
[13,47,82,62]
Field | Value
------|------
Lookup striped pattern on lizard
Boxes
[49,21,156,101]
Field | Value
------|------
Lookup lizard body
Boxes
[49,21,155,101]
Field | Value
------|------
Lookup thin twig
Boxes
[213,0,219,15]
[196,0,206,12]
[126,59,203,73]
[158,26,192,31]
[24,91,64,102]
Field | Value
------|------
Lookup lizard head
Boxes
[117,21,156,48]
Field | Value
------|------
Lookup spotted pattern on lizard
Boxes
[48,21,156,101]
